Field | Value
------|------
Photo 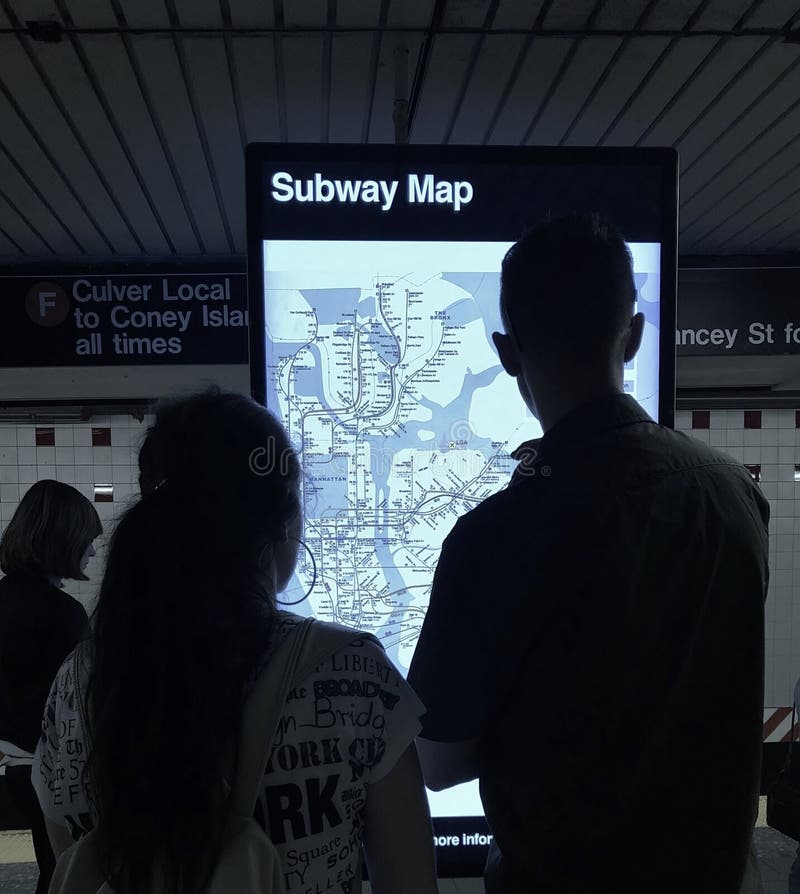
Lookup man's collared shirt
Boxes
[409,394,769,894]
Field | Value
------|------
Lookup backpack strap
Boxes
[232,620,380,817]
[72,643,92,761]
[232,617,313,817]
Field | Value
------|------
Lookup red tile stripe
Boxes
[35,427,55,446]
[764,707,791,740]
[781,721,800,744]
[91,427,111,446]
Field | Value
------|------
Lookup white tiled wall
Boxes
[0,414,153,611]
[675,408,800,709]
[1,407,798,710]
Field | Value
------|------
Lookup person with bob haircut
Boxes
[33,390,437,894]
[0,479,101,894]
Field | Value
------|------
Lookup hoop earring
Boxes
[276,536,317,606]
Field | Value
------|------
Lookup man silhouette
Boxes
[409,214,769,893]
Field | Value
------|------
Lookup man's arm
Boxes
[416,736,480,791]
[408,521,494,781]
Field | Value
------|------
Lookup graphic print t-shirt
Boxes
[32,613,424,893]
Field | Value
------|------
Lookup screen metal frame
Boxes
[245,143,678,877]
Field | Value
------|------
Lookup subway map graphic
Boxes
[263,240,661,674]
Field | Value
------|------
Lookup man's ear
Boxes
[623,312,645,363]
[492,331,522,377]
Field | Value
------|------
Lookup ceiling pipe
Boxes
[393,41,409,145]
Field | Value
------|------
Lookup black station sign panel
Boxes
[0,271,248,366]
[2,264,797,366]
[677,267,800,356]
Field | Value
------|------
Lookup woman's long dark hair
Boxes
[86,390,300,893]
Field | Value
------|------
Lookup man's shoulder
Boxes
[646,427,765,500]
[444,484,535,549]
[640,422,730,463]
[598,425,769,538]
[448,426,760,540]
[597,420,752,483]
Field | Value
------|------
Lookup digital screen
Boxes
[247,144,677,876]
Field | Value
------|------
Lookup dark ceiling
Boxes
[1,0,800,262]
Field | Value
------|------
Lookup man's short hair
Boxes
[0,479,102,580]
[500,213,637,357]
